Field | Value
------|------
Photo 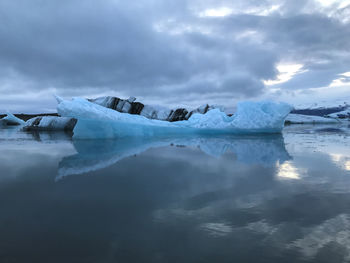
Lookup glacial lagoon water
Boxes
[1,124,350,262]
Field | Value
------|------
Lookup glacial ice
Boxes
[57,97,292,139]
[0,112,25,126]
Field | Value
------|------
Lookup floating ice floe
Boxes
[285,113,339,124]
[56,97,292,139]
[0,112,25,126]
[23,116,77,131]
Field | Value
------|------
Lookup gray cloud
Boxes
[0,0,349,111]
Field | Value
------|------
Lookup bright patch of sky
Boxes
[264,64,307,86]
[198,4,281,17]
[316,0,350,23]
[153,19,211,35]
[329,71,350,87]
[199,7,233,17]
[316,0,350,8]
[340,71,350,77]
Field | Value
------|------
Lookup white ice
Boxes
[326,109,350,119]
[285,113,339,124]
[56,96,292,139]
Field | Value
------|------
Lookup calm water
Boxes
[1,124,350,262]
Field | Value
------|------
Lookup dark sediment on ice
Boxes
[88,96,221,122]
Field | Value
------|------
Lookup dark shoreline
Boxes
[0,113,59,121]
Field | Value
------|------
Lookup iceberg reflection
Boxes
[58,134,291,180]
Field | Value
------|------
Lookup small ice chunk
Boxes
[141,105,157,119]
[0,112,25,126]
[115,100,125,111]
[23,116,77,131]
[121,101,132,113]
[197,104,209,114]
[156,109,172,120]
[127,96,136,103]
[90,96,116,108]
[54,95,64,104]
[326,109,350,119]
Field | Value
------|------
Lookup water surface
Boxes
[1,124,350,262]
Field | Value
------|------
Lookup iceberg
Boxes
[57,97,292,139]
[0,112,25,126]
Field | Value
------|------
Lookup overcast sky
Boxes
[0,0,350,113]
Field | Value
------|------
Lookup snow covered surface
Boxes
[293,97,350,110]
[0,113,25,125]
[285,114,339,124]
[56,97,292,139]
[326,109,350,118]
[291,97,350,119]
